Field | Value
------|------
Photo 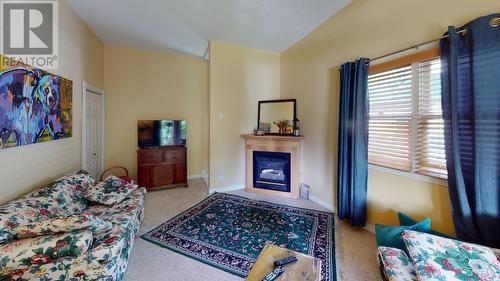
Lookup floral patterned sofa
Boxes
[0,170,146,281]
[378,231,500,281]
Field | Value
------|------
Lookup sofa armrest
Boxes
[0,230,92,270]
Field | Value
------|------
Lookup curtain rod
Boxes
[368,28,467,63]
[370,16,500,62]
[339,15,500,69]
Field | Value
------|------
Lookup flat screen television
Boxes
[138,120,186,148]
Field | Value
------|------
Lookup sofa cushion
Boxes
[29,170,94,214]
[85,187,145,259]
[86,187,145,242]
[378,246,417,281]
[0,197,66,244]
[55,170,96,186]
[402,230,500,281]
[0,230,93,269]
[2,213,112,243]
[85,196,144,275]
[83,175,137,206]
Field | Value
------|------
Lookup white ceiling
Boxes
[66,0,351,58]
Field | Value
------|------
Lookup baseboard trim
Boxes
[364,223,376,234]
[309,194,335,212]
[209,184,245,194]
[187,174,202,179]
[202,176,209,188]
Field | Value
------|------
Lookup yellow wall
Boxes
[209,41,280,189]
[281,0,500,234]
[104,46,209,178]
[368,169,453,234]
[0,0,104,203]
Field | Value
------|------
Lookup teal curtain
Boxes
[337,58,369,227]
[440,14,500,247]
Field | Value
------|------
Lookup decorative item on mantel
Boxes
[293,118,300,137]
[273,119,290,135]
[254,128,266,136]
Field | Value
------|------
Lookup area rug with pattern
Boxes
[141,192,335,280]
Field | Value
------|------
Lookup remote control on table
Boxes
[261,266,285,281]
[274,255,298,267]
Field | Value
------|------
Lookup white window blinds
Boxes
[417,59,447,178]
[367,66,413,171]
[367,56,447,179]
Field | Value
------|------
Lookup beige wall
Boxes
[0,0,104,204]
[104,46,209,179]
[209,41,280,189]
[281,0,500,234]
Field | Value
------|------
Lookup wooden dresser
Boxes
[137,146,187,190]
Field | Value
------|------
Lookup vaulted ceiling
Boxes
[66,0,351,58]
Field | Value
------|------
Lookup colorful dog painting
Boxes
[0,56,72,149]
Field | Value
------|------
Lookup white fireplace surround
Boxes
[241,134,304,199]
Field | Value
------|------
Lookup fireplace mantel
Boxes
[241,134,304,199]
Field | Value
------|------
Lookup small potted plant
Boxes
[273,120,290,135]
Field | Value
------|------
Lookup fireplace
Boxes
[241,134,303,199]
[253,151,291,192]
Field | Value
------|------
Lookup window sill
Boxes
[368,164,448,187]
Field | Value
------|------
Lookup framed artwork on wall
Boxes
[0,55,73,149]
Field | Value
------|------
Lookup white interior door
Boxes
[85,90,103,179]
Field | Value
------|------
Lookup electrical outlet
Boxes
[218,171,224,180]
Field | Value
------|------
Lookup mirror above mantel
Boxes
[257,99,296,135]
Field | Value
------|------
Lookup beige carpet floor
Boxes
[123,179,380,281]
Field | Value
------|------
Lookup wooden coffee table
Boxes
[245,243,322,281]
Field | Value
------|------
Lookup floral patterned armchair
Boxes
[0,170,146,281]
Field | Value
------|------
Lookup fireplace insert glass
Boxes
[253,151,291,192]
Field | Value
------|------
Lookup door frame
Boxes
[82,81,105,177]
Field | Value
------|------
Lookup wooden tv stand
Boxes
[137,146,187,190]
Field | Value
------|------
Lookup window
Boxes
[368,66,413,171]
[416,59,447,178]
[367,49,447,179]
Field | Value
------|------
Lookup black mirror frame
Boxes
[257,99,297,135]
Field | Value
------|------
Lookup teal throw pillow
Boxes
[397,211,418,226]
[397,211,455,239]
[375,218,431,253]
